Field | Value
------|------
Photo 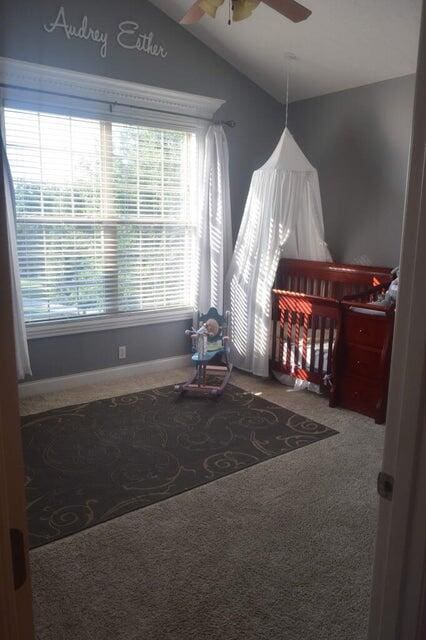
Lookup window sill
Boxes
[26,308,194,339]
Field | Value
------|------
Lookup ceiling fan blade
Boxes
[262,0,312,23]
[180,2,206,24]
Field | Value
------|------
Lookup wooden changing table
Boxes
[330,291,395,424]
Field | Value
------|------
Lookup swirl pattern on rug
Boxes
[22,383,337,548]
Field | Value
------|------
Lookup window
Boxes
[4,107,198,328]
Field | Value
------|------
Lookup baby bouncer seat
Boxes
[175,307,232,397]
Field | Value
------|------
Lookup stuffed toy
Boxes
[376,266,399,307]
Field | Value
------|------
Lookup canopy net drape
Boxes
[226,127,332,377]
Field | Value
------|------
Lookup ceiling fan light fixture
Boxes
[232,0,262,22]
[180,0,312,26]
[198,0,226,19]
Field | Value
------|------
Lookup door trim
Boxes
[0,114,34,639]
[368,1,426,637]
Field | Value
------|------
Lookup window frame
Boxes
[0,58,224,338]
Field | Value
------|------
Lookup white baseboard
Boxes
[19,355,192,398]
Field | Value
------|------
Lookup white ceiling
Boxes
[149,0,422,103]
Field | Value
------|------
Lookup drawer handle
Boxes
[358,328,366,334]
[355,360,366,366]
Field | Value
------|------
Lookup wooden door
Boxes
[0,137,34,638]
[368,1,426,638]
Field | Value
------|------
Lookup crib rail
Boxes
[275,259,393,300]
[271,290,341,385]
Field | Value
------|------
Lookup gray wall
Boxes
[0,0,284,379]
[28,320,191,380]
[289,75,415,266]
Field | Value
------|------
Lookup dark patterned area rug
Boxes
[22,383,338,548]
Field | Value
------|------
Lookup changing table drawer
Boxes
[343,345,382,380]
[344,313,387,349]
[339,375,380,418]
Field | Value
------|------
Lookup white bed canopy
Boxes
[226,127,332,377]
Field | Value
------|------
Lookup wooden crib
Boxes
[271,259,393,389]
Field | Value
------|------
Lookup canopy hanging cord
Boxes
[284,53,297,128]
[285,65,290,128]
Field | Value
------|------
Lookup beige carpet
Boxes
[23,368,384,640]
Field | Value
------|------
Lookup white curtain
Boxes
[225,128,331,377]
[1,130,32,379]
[197,124,232,315]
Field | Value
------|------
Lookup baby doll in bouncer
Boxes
[175,308,232,397]
[184,318,222,357]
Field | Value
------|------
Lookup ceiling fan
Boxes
[180,0,312,25]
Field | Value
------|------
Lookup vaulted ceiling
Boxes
[149,0,422,103]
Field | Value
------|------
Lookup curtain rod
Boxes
[0,82,236,128]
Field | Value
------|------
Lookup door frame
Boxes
[0,129,34,637]
[368,1,426,638]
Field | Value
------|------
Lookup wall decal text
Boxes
[43,6,168,60]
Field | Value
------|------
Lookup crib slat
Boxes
[274,310,278,366]
[294,312,301,369]
[286,310,292,370]
[301,313,309,370]
[318,316,326,373]
[327,321,335,374]
[272,301,278,365]
[310,316,317,372]
[279,308,285,369]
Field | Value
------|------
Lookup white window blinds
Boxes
[4,107,198,324]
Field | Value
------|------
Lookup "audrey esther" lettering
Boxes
[43,6,168,60]
[117,21,167,58]
[44,6,108,58]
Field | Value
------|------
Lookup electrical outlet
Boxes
[118,345,127,360]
